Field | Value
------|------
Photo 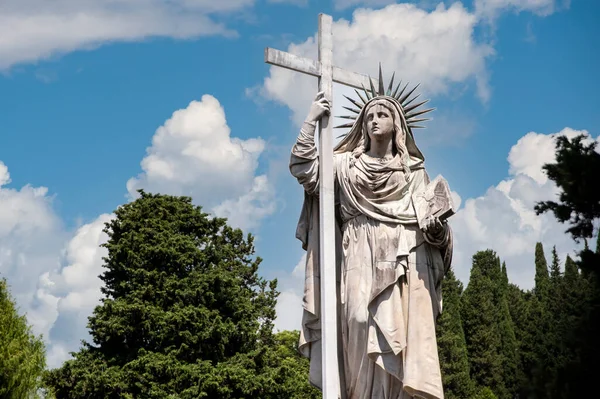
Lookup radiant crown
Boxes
[335,64,434,131]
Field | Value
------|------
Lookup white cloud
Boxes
[256,3,494,128]
[474,0,567,20]
[267,0,308,5]
[0,0,254,70]
[0,162,10,186]
[35,215,111,368]
[274,253,305,332]
[127,94,275,231]
[0,163,67,352]
[333,0,397,11]
[451,190,462,211]
[450,127,596,289]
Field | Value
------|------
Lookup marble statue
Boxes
[290,77,454,399]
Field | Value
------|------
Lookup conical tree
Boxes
[534,243,550,301]
[541,246,565,397]
[461,250,505,398]
[44,191,300,398]
[506,284,533,397]
[436,268,475,398]
[553,255,586,398]
[496,261,519,398]
[527,242,551,397]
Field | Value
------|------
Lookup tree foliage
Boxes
[436,268,475,399]
[534,134,600,241]
[0,278,46,398]
[461,250,506,398]
[43,191,317,398]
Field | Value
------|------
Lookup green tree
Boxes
[538,246,566,398]
[473,387,498,399]
[534,243,550,301]
[436,268,475,398]
[461,250,505,398]
[496,261,519,398]
[0,278,46,398]
[533,134,600,397]
[534,134,600,243]
[553,255,587,398]
[506,284,535,397]
[44,191,315,398]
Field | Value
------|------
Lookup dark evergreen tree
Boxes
[506,284,534,397]
[461,250,506,398]
[43,191,318,398]
[553,255,586,398]
[496,260,519,398]
[533,134,600,397]
[473,387,498,399]
[534,134,600,243]
[436,268,475,398]
[534,243,550,301]
[540,246,565,398]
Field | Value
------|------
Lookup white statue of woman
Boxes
[290,87,453,399]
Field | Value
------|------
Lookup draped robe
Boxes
[290,120,453,399]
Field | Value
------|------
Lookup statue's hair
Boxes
[351,98,411,179]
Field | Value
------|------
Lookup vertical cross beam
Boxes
[316,13,340,399]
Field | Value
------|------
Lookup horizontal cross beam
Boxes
[264,47,379,91]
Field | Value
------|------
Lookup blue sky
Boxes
[0,0,598,367]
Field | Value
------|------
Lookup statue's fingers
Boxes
[424,217,433,231]
[315,91,325,100]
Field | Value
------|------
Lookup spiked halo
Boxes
[335,64,434,131]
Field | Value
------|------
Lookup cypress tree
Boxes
[542,246,565,397]
[496,260,519,398]
[461,250,505,398]
[528,243,551,397]
[534,243,550,301]
[436,268,475,398]
[555,255,586,398]
[506,284,534,397]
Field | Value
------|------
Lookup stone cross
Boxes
[264,13,378,398]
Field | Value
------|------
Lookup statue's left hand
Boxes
[422,216,445,236]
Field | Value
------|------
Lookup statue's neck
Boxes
[366,137,393,159]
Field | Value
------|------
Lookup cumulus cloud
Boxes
[127,94,275,231]
[474,0,567,20]
[274,253,305,332]
[0,0,255,70]
[333,0,397,11]
[267,0,308,5]
[450,127,597,289]
[0,162,67,352]
[36,215,112,368]
[255,2,494,128]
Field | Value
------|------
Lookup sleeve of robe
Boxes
[289,121,340,196]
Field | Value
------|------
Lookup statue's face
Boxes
[365,103,394,142]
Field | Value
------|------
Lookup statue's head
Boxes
[334,66,432,171]
[361,97,407,158]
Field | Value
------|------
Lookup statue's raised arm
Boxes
[289,91,331,196]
